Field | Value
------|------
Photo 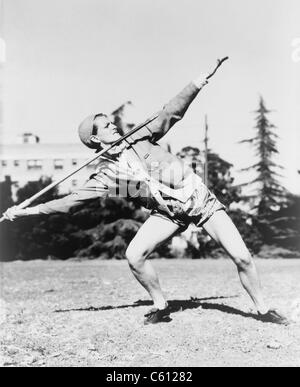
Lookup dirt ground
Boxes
[0,258,300,367]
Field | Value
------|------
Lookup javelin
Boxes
[206,56,229,79]
[0,56,229,222]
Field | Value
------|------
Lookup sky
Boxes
[1,0,300,193]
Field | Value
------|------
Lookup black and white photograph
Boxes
[0,0,299,370]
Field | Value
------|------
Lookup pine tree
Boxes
[240,97,285,218]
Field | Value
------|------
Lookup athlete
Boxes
[3,64,289,325]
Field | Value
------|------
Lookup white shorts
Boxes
[151,181,226,229]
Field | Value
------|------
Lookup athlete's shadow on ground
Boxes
[55,296,262,322]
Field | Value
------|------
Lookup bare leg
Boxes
[203,210,269,314]
[126,216,180,310]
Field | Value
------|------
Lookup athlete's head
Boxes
[78,113,122,152]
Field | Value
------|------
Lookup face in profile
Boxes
[90,115,125,155]
[93,115,121,145]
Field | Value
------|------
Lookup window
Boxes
[1,160,7,167]
[14,160,20,167]
[54,159,64,170]
[27,160,35,169]
[72,179,77,187]
[27,160,42,170]
[72,159,78,166]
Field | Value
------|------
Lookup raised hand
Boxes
[193,57,229,89]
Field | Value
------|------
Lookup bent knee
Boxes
[233,250,253,270]
[125,245,149,268]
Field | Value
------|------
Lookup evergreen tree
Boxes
[240,97,285,218]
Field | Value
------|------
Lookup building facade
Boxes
[0,133,96,195]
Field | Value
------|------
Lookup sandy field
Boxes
[0,258,300,367]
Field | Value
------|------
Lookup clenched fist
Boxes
[2,206,29,221]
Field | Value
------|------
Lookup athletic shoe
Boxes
[144,307,171,325]
[258,309,290,325]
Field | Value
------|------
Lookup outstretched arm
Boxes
[2,174,108,221]
[145,75,208,142]
[145,58,228,142]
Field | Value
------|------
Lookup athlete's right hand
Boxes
[2,206,28,221]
